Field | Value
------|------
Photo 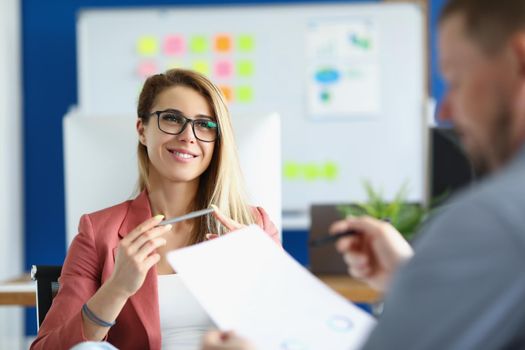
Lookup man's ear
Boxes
[511,33,525,137]
[512,32,525,77]
[137,118,147,145]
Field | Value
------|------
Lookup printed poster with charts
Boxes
[167,225,377,350]
[307,19,381,118]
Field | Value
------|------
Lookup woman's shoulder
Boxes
[85,198,134,222]
[79,197,136,236]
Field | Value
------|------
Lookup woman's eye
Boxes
[163,114,184,123]
[196,120,217,129]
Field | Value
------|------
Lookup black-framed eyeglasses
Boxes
[149,109,220,142]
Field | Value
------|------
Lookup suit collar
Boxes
[118,190,152,238]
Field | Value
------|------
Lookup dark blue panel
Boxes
[24,308,36,336]
[282,229,309,267]
[429,0,448,120]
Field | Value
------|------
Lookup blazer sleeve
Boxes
[253,206,281,245]
[30,214,105,350]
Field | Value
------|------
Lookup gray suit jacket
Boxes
[362,146,525,350]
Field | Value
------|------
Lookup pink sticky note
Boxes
[214,60,233,79]
[137,61,157,78]
[164,35,185,56]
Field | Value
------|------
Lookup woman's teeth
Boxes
[174,151,194,159]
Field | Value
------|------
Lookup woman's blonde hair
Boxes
[136,68,255,242]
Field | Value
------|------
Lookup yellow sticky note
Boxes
[284,162,301,180]
[190,36,208,54]
[304,163,320,181]
[236,86,254,103]
[137,36,158,56]
[192,60,210,75]
[324,162,339,181]
[237,60,254,77]
[238,35,255,52]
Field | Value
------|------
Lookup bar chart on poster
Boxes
[76,2,426,214]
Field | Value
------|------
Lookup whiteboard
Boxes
[77,3,426,212]
[63,111,281,245]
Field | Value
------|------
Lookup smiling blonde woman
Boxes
[31,69,279,350]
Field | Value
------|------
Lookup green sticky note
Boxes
[324,162,339,181]
[304,163,320,181]
[190,36,208,54]
[238,35,255,52]
[236,86,254,103]
[192,60,210,75]
[237,60,254,77]
[284,162,301,180]
[137,36,158,56]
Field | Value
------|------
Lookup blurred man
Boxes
[203,0,525,349]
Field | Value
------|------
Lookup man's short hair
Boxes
[440,0,525,52]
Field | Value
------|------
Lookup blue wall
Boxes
[22,0,446,335]
[430,0,447,110]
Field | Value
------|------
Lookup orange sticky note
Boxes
[219,85,234,102]
[214,35,232,53]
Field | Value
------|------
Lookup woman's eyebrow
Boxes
[195,114,215,120]
[162,108,183,114]
[163,109,214,120]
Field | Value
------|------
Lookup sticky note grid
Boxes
[135,33,256,104]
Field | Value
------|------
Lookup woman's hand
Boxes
[205,205,245,240]
[330,216,414,293]
[201,331,256,350]
[106,215,170,297]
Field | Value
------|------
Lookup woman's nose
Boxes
[177,121,196,142]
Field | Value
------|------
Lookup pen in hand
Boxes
[158,207,216,226]
[309,217,389,247]
[309,230,359,247]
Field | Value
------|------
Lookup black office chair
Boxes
[31,265,62,328]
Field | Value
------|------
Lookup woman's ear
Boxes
[137,118,147,145]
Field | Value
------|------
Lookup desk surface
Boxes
[0,275,35,306]
[318,275,381,303]
[0,274,380,307]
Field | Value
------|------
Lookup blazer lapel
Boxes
[116,190,161,350]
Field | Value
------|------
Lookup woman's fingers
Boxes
[205,233,219,240]
[129,224,172,253]
[211,204,244,231]
[143,253,162,271]
[135,237,167,261]
[123,215,165,243]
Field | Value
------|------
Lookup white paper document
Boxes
[167,225,376,350]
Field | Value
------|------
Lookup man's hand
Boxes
[330,216,414,292]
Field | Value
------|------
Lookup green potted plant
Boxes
[336,181,432,241]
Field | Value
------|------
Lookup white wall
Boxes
[0,0,24,347]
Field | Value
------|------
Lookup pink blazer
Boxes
[30,191,279,350]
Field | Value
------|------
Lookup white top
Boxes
[158,274,215,350]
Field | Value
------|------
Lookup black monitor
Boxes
[430,127,475,202]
